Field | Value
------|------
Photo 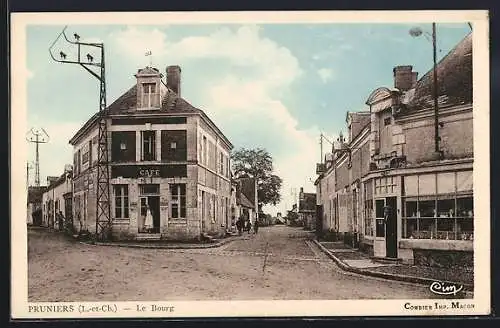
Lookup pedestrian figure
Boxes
[58,211,64,231]
[254,218,259,234]
[246,219,252,234]
[236,217,243,235]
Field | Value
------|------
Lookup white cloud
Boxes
[104,25,325,215]
[317,68,334,83]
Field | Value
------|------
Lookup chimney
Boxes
[393,65,418,91]
[166,65,181,96]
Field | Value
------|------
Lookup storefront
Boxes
[362,162,473,266]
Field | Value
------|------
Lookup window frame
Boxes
[141,130,157,161]
[170,184,187,219]
[114,184,129,219]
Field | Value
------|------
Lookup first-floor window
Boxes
[402,194,473,240]
[114,185,129,218]
[170,184,186,218]
[364,199,373,236]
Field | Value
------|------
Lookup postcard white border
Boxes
[11,10,490,318]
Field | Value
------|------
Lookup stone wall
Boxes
[413,249,473,269]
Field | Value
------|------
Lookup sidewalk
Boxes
[314,240,474,292]
[80,233,249,250]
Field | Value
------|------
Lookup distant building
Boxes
[232,176,258,225]
[68,65,233,241]
[41,167,73,230]
[315,33,473,267]
[298,187,316,230]
[27,186,46,226]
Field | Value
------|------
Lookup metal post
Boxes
[432,23,440,157]
[26,128,49,187]
[49,26,111,241]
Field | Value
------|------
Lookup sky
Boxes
[24,22,471,215]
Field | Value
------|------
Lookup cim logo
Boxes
[429,281,464,296]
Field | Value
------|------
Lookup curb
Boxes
[312,240,474,293]
[79,235,245,250]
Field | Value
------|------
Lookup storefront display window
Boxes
[402,171,473,241]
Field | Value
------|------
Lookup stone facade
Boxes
[68,65,233,241]
[315,33,474,267]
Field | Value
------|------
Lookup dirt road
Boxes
[28,225,435,301]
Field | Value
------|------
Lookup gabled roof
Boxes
[407,32,472,110]
[69,70,233,148]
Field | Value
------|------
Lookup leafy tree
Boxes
[231,148,283,209]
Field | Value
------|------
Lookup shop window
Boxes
[114,185,129,219]
[141,130,156,161]
[401,186,474,240]
[170,184,186,219]
[364,199,373,236]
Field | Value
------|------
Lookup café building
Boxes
[69,65,233,241]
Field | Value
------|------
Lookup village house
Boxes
[315,32,473,267]
[27,186,46,226]
[230,176,258,227]
[41,165,73,230]
[298,187,317,230]
[68,65,233,241]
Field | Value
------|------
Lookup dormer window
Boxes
[141,82,159,109]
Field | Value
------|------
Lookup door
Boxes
[385,196,398,258]
[149,196,160,233]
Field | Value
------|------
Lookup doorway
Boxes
[139,184,160,233]
[385,196,398,258]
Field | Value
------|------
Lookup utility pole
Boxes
[431,22,441,158]
[49,26,111,241]
[26,161,34,190]
[26,128,49,187]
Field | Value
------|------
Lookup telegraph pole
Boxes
[26,161,34,190]
[49,26,111,241]
[26,128,49,187]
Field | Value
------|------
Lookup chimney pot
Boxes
[393,65,417,91]
[166,65,181,96]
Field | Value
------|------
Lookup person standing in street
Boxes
[254,218,259,234]
[246,219,252,234]
[236,217,243,235]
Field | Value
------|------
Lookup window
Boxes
[170,184,186,219]
[384,117,392,126]
[375,199,385,237]
[141,130,156,161]
[202,136,207,166]
[140,184,159,195]
[112,131,136,162]
[171,142,177,149]
[374,176,397,195]
[114,185,129,219]
[142,83,158,108]
[364,181,373,236]
[401,171,474,240]
[219,153,224,174]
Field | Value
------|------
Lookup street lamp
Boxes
[409,23,442,160]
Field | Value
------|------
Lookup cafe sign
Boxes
[139,168,160,178]
[111,164,187,179]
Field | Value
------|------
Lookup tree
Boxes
[231,148,283,209]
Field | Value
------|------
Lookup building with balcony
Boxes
[68,65,233,241]
[315,32,473,267]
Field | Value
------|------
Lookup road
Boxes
[28,225,437,301]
